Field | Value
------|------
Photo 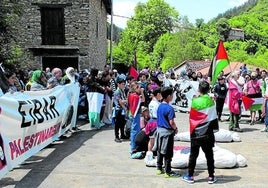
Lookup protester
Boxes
[147,87,161,152]
[261,77,268,132]
[132,106,150,155]
[45,67,52,79]
[240,64,248,76]
[125,75,134,95]
[61,67,78,84]
[258,69,267,122]
[243,71,262,125]
[196,72,204,81]
[30,70,47,91]
[113,78,128,143]
[86,68,105,129]
[227,71,244,132]
[213,76,228,121]
[261,94,268,132]
[47,67,62,89]
[153,87,179,178]
[182,80,218,184]
[128,81,145,157]
[4,71,21,93]
[137,72,148,106]
[140,106,150,129]
[25,70,34,91]
[77,75,90,119]
[190,72,198,81]
[100,71,113,125]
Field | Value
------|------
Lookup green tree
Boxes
[116,0,178,68]
[0,2,23,68]
[154,29,203,71]
[216,18,231,41]
[195,18,204,28]
[245,39,258,55]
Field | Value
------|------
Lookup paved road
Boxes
[0,112,268,188]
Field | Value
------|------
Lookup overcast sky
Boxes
[111,0,249,28]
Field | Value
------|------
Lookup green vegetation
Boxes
[0,1,24,69]
[110,0,268,71]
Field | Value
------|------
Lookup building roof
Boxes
[174,60,211,72]
[174,60,265,77]
[198,62,262,76]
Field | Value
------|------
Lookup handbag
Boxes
[246,81,262,98]
[246,92,262,98]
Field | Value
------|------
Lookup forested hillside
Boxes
[110,0,268,71]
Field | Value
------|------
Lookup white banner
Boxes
[165,79,200,112]
[167,79,250,116]
[0,83,80,179]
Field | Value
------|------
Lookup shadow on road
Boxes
[0,122,113,187]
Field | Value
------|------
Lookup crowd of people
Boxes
[213,64,268,132]
[1,63,268,184]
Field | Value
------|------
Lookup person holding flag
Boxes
[228,71,244,132]
[182,81,218,184]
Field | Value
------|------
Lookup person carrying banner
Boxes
[182,80,219,184]
[30,70,47,91]
[61,67,79,84]
[47,68,62,89]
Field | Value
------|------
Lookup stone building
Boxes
[13,0,111,71]
[228,28,245,41]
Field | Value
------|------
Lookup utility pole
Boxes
[110,1,114,70]
[109,11,130,70]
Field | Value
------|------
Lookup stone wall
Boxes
[13,0,109,70]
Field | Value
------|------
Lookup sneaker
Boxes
[130,151,143,159]
[120,135,129,140]
[208,176,217,184]
[182,174,194,183]
[114,138,122,143]
[261,127,268,132]
[71,127,81,132]
[164,171,180,178]
[99,122,105,127]
[78,114,87,120]
[156,169,164,175]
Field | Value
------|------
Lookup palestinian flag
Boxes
[208,40,230,86]
[189,95,219,137]
[87,92,104,128]
[128,93,140,118]
[241,96,263,111]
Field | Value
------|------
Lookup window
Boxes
[41,7,65,45]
